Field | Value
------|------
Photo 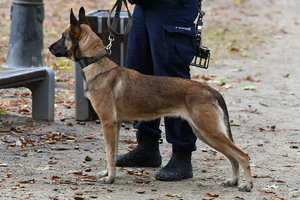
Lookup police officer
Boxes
[116,0,199,181]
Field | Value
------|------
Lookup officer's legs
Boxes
[146,0,198,180]
[116,5,162,167]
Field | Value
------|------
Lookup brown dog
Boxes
[49,7,253,192]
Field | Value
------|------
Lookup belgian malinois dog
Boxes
[49,7,253,192]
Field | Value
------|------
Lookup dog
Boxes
[49,7,253,192]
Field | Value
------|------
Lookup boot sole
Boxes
[154,172,193,181]
[116,161,162,167]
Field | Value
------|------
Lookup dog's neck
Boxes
[77,49,108,68]
[77,25,109,68]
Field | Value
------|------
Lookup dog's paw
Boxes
[222,179,238,187]
[98,176,115,184]
[238,182,253,192]
[98,170,108,178]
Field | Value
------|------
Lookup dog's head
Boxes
[49,7,104,62]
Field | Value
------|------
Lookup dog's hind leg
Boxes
[98,118,121,184]
[191,125,241,185]
[189,106,253,192]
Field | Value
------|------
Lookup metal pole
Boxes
[3,0,45,69]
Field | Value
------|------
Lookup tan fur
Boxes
[50,8,253,192]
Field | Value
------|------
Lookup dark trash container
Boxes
[74,10,130,121]
[3,0,45,69]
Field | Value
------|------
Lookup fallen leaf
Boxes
[204,193,219,197]
[165,193,182,197]
[48,160,58,164]
[55,179,78,185]
[81,182,96,185]
[18,108,31,115]
[223,84,234,89]
[85,156,92,161]
[284,164,295,167]
[50,147,72,151]
[240,108,257,113]
[4,174,12,178]
[83,135,101,139]
[80,178,97,182]
[74,196,85,200]
[245,75,260,82]
[18,179,35,183]
[49,197,60,200]
[72,171,83,175]
[127,169,145,176]
[230,123,240,126]
[270,180,286,183]
[234,197,246,200]
[46,140,57,144]
[65,122,73,126]
[51,175,61,180]
[229,47,240,51]
[218,156,225,160]
[133,178,152,184]
[259,190,276,194]
[267,184,279,189]
[243,86,256,90]
[232,68,243,72]
[213,77,227,84]
[207,163,218,167]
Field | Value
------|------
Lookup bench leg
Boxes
[28,67,55,121]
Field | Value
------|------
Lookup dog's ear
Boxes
[70,8,80,27]
[79,7,89,25]
[70,8,81,38]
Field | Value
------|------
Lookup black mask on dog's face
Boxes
[48,33,69,57]
[49,31,78,59]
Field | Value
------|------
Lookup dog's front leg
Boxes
[98,120,120,184]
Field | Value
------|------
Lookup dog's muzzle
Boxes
[48,39,68,57]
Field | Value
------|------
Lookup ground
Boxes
[0,0,300,200]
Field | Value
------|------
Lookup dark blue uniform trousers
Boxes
[126,0,199,151]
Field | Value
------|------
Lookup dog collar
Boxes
[78,49,109,68]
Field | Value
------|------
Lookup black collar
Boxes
[78,49,108,68]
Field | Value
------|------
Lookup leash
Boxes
[105,0,133,54]
[78,0,132,68]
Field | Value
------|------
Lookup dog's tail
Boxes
[215,93,234,142]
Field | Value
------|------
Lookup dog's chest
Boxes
[81,71,91,99]
[83,80,91,99]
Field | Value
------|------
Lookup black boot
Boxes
[154,145,193,181]
[116,131,162,167]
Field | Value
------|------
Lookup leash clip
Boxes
[105,36,115,55]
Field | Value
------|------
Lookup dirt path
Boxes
[1,0,300,200]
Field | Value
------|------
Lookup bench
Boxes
[0,67,55,121]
